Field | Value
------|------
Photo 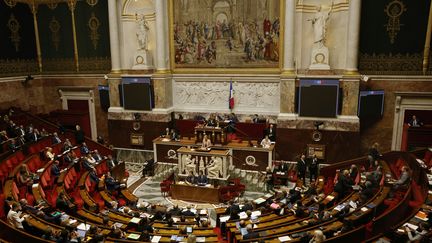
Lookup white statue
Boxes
[308,3,333,47]
[136,14,149,50]
[207,156,222,178]
[185,155,196,175]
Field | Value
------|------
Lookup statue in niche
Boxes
[136,14,149,51]
[207,156,222,178]
[307,2,333,70]
[184,154,196,175]
[309,3,333,47]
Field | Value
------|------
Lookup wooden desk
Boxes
[153,137,274,171]
[170,183,220,204]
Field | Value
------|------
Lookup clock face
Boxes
[312,130,322,142]
[136,55,144,64]
[315,53,325,64]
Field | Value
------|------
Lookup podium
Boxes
[177,147,230,180]
[194,125,226,145]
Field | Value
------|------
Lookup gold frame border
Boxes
[168,0,285,74]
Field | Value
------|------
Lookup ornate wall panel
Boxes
[0,1,37,75]
[173,79,280,114]
[359,0,431,74]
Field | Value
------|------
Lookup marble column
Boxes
[345,0,361,74]
[280,0,296,116]
[155,0,169,72]
[283,0,296,74]
[340,78,359,116]
[108,0,121,72]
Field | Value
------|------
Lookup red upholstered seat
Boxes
[409,181,425,207]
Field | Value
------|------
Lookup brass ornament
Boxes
[86,0,98,7]
[49,16,61,51]
[47,1,58,10]
[384,0,407,44]
[7,14,20,52]
[4,0,16,7]
[88,12,100,50]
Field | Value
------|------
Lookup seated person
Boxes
[359,181,374,204]
[201,134,212,149]
[170,129,179,141]
[334,170,354,198]
[89,168,100,183]
[18,164,34,187]
[51,160,61,179]
[196,171,208,185]
[242,224,259,240]
[182,206,195,216]
[206,114,217,127]
[405,222,430,242]
[92,150,103,162]
[80,142,90,155]
[408,115,423,127]
[161,128,170,137]
[260,135,272,148]
[7,202,27,229]
[393,166,411,190]
[186,171,196,184]
[56,192,69,212]
[45,147,55,161]
[264,124,276,142]
[62,139,73,152]
[52,132,62,145]
[106,154,118,170]
[105,172,121,191]
[349,164,358,181]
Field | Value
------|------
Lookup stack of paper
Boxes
[278,236,292,242]
[254,198,266,204]
[130,217,141,224]
[151,235,161,243]
[127,233,140,240]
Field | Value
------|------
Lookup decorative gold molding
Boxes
[29,2,43,72]
[0,59,38,77]
[67,0,79,72]
[296,1,349,13]
[49,16,61,51]
[384,0,407,44]
[88,12,100,50]
[7,14,21,52]
[359,52,424,75]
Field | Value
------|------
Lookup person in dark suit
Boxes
[186,171,196,184]
[225,200,241,215]
[106,154,118,171]
[52,132,61,145]
[105,172,121,191]
[196,171,208,185]
[206,114,217,127]
[297,154,307,184]
[170,129,179,141]
[74,125,85,144]
[264,124,276,142]
[309,154,319,182]
[26,130,38,142]
[408,115,423,127]
[182,206,195,216]
[80,142,90,155]
[51,160,61,179]
[63,151,73,166]
[334,170,354,198]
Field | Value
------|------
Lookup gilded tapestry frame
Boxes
[168,0,285,74]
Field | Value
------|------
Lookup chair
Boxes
[160,180,171,197]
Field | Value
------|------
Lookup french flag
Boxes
[229,80,234,110]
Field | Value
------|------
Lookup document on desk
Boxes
[77,223,91,231]
[151,235,161,243]
[403,223,418,231]
[127,233,140,240]
[278,236,292,242]
[196,237,206,242]
[254,198,266,204]
[219,215,230,223]
[239,212,248,219]
[251,211,261,217]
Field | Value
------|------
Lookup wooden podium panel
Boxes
[195,126,226,145]
[170,183,220,204]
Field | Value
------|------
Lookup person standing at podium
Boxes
[206,114,217,127]
[196,171,208,185]
[201,134,212,148]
